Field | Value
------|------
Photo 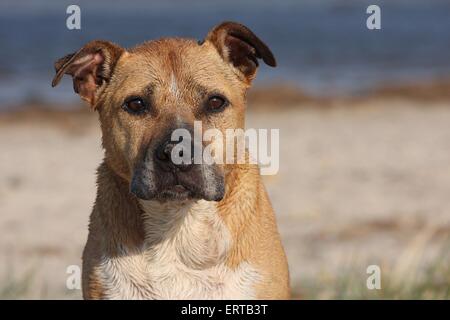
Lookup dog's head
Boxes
[52,22,275,202]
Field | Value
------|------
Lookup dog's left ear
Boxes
[51,40,124,108]
[205,21,276,84]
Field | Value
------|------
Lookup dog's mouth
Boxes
[157,183,192,201]
[130,167,224,202]
[131,170,194,201]
[157,170,203,201]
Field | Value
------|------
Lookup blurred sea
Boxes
[0,0,450,109]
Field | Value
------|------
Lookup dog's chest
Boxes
[97,200,260,299]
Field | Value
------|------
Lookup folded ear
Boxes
[205,21,276,84]
[51,40,124,108]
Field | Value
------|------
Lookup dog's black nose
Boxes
[155,139,193,171]
[155,141,175,162]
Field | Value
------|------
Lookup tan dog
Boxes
[52,21,290,300]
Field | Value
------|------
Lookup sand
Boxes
[1,98,450,299]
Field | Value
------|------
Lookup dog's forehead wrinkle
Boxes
[122,40,239,105]
[169,72,180,99]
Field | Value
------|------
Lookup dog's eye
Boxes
[206,95,228,113]
[122,97,148,115]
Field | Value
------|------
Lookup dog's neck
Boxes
[96,163,231,264]
[139,199,230,269]
[95,161,261,269]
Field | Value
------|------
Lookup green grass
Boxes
[2,238,449,299]
[294,241,450,299]
[0,269,35,299]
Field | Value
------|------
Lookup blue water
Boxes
[0,0,450,108]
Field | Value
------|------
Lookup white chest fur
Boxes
[98,200,260,299]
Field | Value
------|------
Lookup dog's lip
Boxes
[160,184,190,195]
[170,184,187,193]
[156,184,193,201]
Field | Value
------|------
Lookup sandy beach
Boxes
[1,96,450,299]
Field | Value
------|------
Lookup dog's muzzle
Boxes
[130,132,225,202]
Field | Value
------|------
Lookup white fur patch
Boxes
[98,200,260,299]
[169,72,180,99]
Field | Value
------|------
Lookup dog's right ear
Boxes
[205,21,276,85]
[51,40,124,108]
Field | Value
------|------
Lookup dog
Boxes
[52,21,290,299]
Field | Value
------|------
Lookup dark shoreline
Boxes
[1,78,450,116]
